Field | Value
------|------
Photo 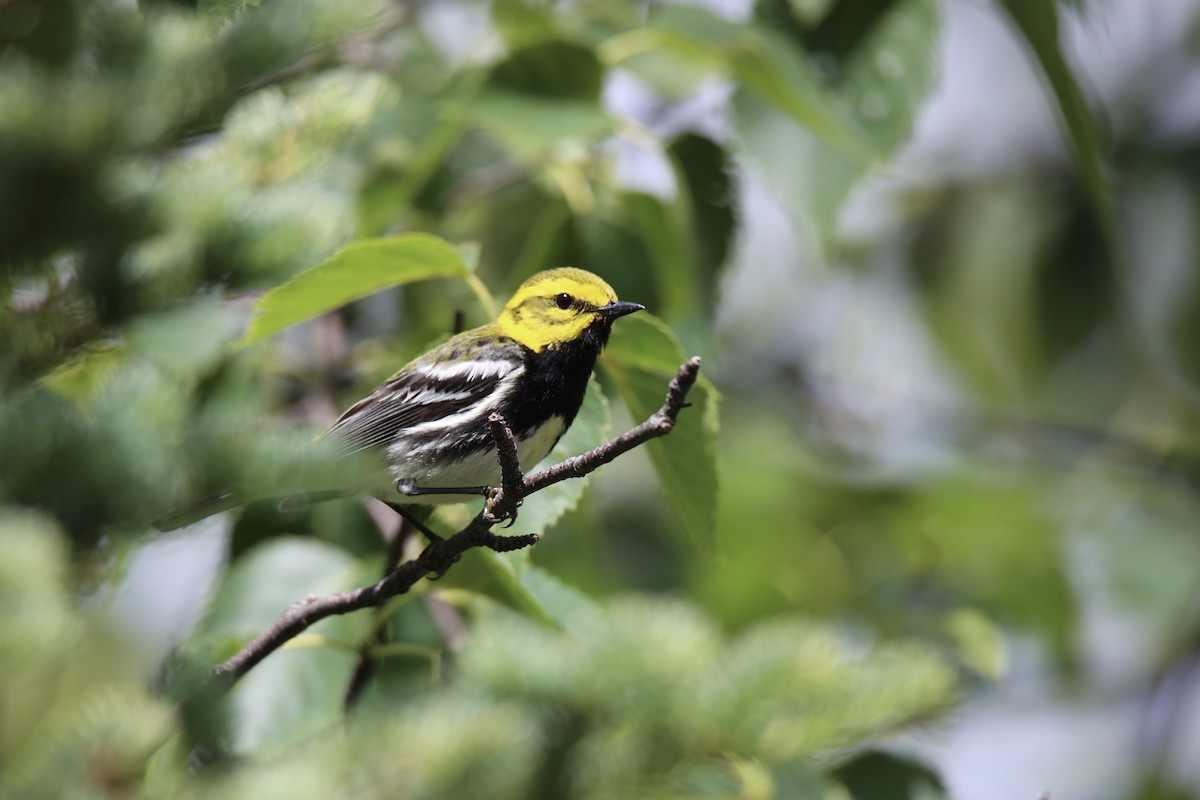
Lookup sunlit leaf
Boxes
[734,90,861,254]
[0,512,173,798]
[0,510,79,667]
[944,608,1008,681]
[492,0,561,48]
[39,343,128,403]
[238,233,474,346]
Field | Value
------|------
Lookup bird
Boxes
[157,268,644,534]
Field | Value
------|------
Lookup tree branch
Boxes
[237,5,411,95]
[212,356,702,688]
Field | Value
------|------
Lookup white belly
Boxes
[386,415,566,505]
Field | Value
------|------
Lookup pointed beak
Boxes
[596,300,645,319]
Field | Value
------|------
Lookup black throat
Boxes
[508,321,612,436]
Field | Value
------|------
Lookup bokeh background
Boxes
[4,0,1200,798]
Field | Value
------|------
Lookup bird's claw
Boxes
[483,485,522,526]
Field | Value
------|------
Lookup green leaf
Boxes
[944,608,1008,681]
[615,6,875,161]
[198,0,259,22]
[619,192,698,323]
[834,751,948,800]
[787,0,838,28]
[711,622,957,759]
[129,298,242,379]
[730,27,875,162]
[735,0,939,255]
[917,184,1055,397]
[198,537,364,643]
[668,133,737,304]
[488,39,603,102]
[839,0,940,154]
[734,91,861,254]
[602,312,687,370]
[238,233,473,346]
[467,89,615,159]
[191,537,370,755]
[39,343,128,404]
[999,0,1115,248]
[491,0,561,48]
[480,554,604,631]
[755,0,838,30]
[0,509,79,668]
[600,314,719,549]
[892,473,1076,662]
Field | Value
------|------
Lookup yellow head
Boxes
[497,268,644,352]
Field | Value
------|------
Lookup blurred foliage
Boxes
[3,0,1200,797]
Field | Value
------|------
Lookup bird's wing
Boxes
[326,349,525,455]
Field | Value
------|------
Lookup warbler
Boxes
[158,268,642,530]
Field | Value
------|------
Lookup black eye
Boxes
[554,293,573,310]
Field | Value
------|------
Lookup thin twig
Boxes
[238,6,411,95]
[343,511,411,708]
[212,357,702,688]
[217,513,516,683]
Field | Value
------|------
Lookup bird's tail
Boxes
[154,492,244,532]
[154,489,357,532]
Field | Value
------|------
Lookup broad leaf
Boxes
[480,555,604,632]
[239,233,473,346]
[492,0,560,48]
[198,0,259,23]
[654,6,875,160]
[730,27,875,162]
[190,537,370,755]
[839,0,940,154]
[130,299,242,379]
[834,751,948,800]
[40,343,127,404]
[1000,0,1115,248]
[467,89,615,159]
[735,0,939,254]
[488,39,603,102]
[620,192,699,323]
[944,608,1007,681]
[668,133,737,310]
[600,314,719,549]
